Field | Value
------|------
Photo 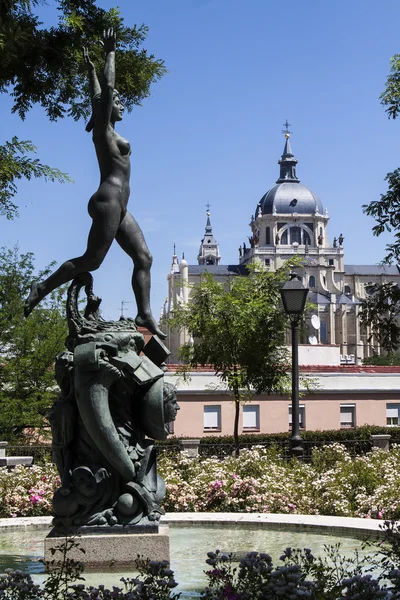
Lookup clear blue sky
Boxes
[2,0,400,321]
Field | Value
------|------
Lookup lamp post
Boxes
[280,273,309,459]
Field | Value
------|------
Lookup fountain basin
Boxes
[0,513,385,596]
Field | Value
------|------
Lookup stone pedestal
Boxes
[44,524,170,571]
[371,434,391,451]
[179,439,200,457]
[0,442,33,467]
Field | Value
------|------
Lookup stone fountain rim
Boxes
[0,512,387,539]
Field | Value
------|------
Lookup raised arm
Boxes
[83,47,101,99]
[91,28,116,132]
[101,28,116,92]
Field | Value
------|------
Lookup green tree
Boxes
[363,353,400,366]
[0,246,68,441]
[361,55,400,350]
[0,137,71,219]
[363,54,400,262]
[167,265,293,456]
[379,54,400,120]
[0,0,166,121]
[0,0,166,219]
[359,282,400,356]
[362,169,400,264]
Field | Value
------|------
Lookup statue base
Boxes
[44,523,170,571]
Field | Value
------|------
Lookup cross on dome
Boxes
[282,120,292,138]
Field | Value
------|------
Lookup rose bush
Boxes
[158,443,400,519]
[2,444,400,519]
[0,464,59,518]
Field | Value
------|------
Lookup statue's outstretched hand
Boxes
[102,27,116,54]
[83,47,95,70]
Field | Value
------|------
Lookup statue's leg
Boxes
[24,199,122,316]
[116,211,166,338]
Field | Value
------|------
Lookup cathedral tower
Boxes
[197,209,221,265]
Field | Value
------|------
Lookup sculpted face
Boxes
[72,467,97,498]
[164,393,180,423]
[98,330,137,352]
[111,91,124,122]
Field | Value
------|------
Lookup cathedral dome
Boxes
[256,134,324,217]
[259,182,323,216]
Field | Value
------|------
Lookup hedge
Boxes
[158,425,400,447]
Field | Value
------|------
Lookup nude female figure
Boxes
[24,28,165,339]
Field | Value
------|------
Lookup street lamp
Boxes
[280,273,309,459]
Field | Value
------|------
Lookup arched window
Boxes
[303,231,311,245]
[344,285,351,295]
[309,275,316,288]
[265,227,270,245]
[291,227,301,244]
[280,229,288,244]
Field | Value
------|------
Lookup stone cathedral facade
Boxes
[164,133,400,364]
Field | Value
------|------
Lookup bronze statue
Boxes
[24,29,165,339]
[50,273,178,528]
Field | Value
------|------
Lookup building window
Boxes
[340,404,355,428]
[243,405,260,430]
[344,285,351,295]
[320,321,327,343]
[365,283,375,296]
[280,229,288,244]
[265,227,270,245]
[303,231,311,245]
[288,404,305,429]
[308,275,316,288]
[329,259,334,266]
[204,405,221,431]
[386,404,400,426]
[265,258,270,266]
[291,227,301,244]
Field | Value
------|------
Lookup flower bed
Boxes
[158,443,400,519]
[2,444,400,520]
[0,464,59,518]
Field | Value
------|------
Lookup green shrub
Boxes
[154,425,400,449]
[363,353,400,365]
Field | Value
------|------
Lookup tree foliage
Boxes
[0,136,71,219]
[0,0,166,219]
[362,169,400,264]
[167,264,294,454]
[380,54,400,120]
[362,352,400,366]
[359,282,400,355]
[0,0,166,121]
[360,54,400,352]
[362,52,400,263]
[0,246,68,441]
